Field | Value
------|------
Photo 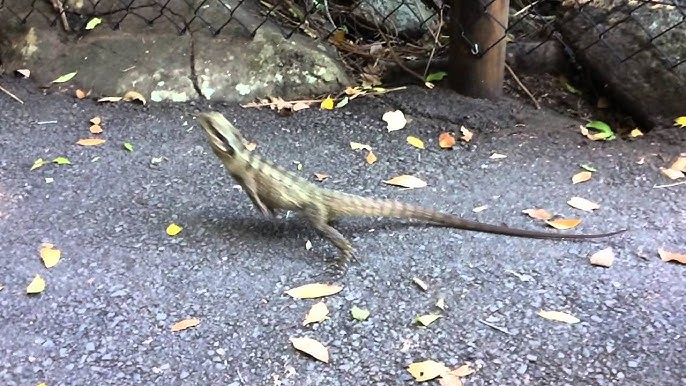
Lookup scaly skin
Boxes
[197,112,626,277]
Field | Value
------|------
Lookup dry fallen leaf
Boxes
[407,136,425,149]
[629,128,643,138]
[90,116,101,125]
[439,372,463,386]
[122,90,147,105]
[412,277,428,291]
[289,337,329,363]
[537,310,580,324]
[567,196,600,212]
[166,223,183,236]
[382,110,407,131]
[171,318,200,332]
[660,168,684,180]
[244,142,257,152]
[658,248,686,264]
[383,175,427,189]
[350,142,372,151]
[314,173,330,182]
[435,297,446,310]
[416,314,442,326]
[285,283,343,299]
[351,305,370,321]
[472,205,488,213]
[449,364,476,377]
[407,360,449,382]
[97,96,123,103]
[459,126,473,142]
[438,132,456,149]
[89,124,103,134]
[365,150,377,165]
[75,89,88,99]
[489,153,507,159]
[76,138,106,146]
[545,218,582,230]
[572,171,592,184]
[16,68,30,78]
[40,243,61,268]
[522,208,554,221]
[292,101,310,111]
[303,301,329,326]
[27,274,46,294]
[589,247,615,267]
[670,156,686,172]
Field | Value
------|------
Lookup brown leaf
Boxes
[89,124,103,134]
[122,90,147,105]
[171,318,200,332]
[407,360,449,382]
[303,301,329,326]
[285,283,343,299]
[289,337,329,363]
[567,196,600,212]
[314,173,330,182]
[383,175,427,189]
[589,247,615,267]
[75,89,88,99]
[572,171,592,184]
[522,208,554,221]
[365,150,377,165]
[90,116,101,125]
[438,132,456,149]
[76,138,106,146]
[658,248,686,264]
[545,218,582,230]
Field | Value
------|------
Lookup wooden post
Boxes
[449,0,510,99]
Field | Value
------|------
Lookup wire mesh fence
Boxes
[0,0,683,79]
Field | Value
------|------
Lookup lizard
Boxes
[196,111,626,277]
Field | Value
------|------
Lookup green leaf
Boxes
[580,164,597,172]
[51,71,77,84]
[351,305,370,321]
[425,71,447,82]
[123,142,134,152]
[563,82,582,95]
[85,17,102,30]
[52,156,71,165]
[335,96,349,108]
[585,121,615,140]
[31,158,46,170]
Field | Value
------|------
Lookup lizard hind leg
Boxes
[302,204,358,278]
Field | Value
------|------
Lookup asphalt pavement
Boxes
[0,76,684,386]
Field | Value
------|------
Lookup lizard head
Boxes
[196,112,247,159]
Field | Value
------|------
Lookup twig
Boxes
[240,86,407,108]
[423,6,445,77]
[505,63,540,109]
[478,319,512,335]
[323,0,337,30]
[380,32,427,85]
[653,180,686,189]
[0,84,24,104]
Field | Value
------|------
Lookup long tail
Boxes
[326,191,626,239]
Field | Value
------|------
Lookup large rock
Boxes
[558,0,686,128]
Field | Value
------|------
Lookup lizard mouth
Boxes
[197,115,235,156]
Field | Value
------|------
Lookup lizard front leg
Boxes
[302,205,357,278]
[231,172,275,217]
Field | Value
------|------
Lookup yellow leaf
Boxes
[589,247,615,267]
[407,136,425,149]
[658,248,686,264]
[459,126,473,142]
[629,128,643,138]
[567,196,600,212]
[97,96,123,103]
[407,360,449,382]
[660,167,684,180]
[351,305,370,321]
[26,274,46,294]
[674,116,686,128]
[76,138,106,146]
[522,208,553,220]
[383,175,427,189]
[89,124,103,134]
[365,150,377,165]
[537,310,580,324]
[320,96,335,110]
[349,142,372,151]
[571,171,592,184]
[303,301,329,326]
[52,156,71,165]
[166,223,183,236]
[90,116,101,125]
[171,318,200,331]
[670,156,686,172]
[52,71,77,83]
[85,17,102,30]
[122,90,147,105]
[545,218,581,230]
[285,283,343,299]
[416,314,442,326]
[31,158,46,171]
[438,132,456,149]
[40,243,61,268]
[382,110,407,131]
[289,337,330,363]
